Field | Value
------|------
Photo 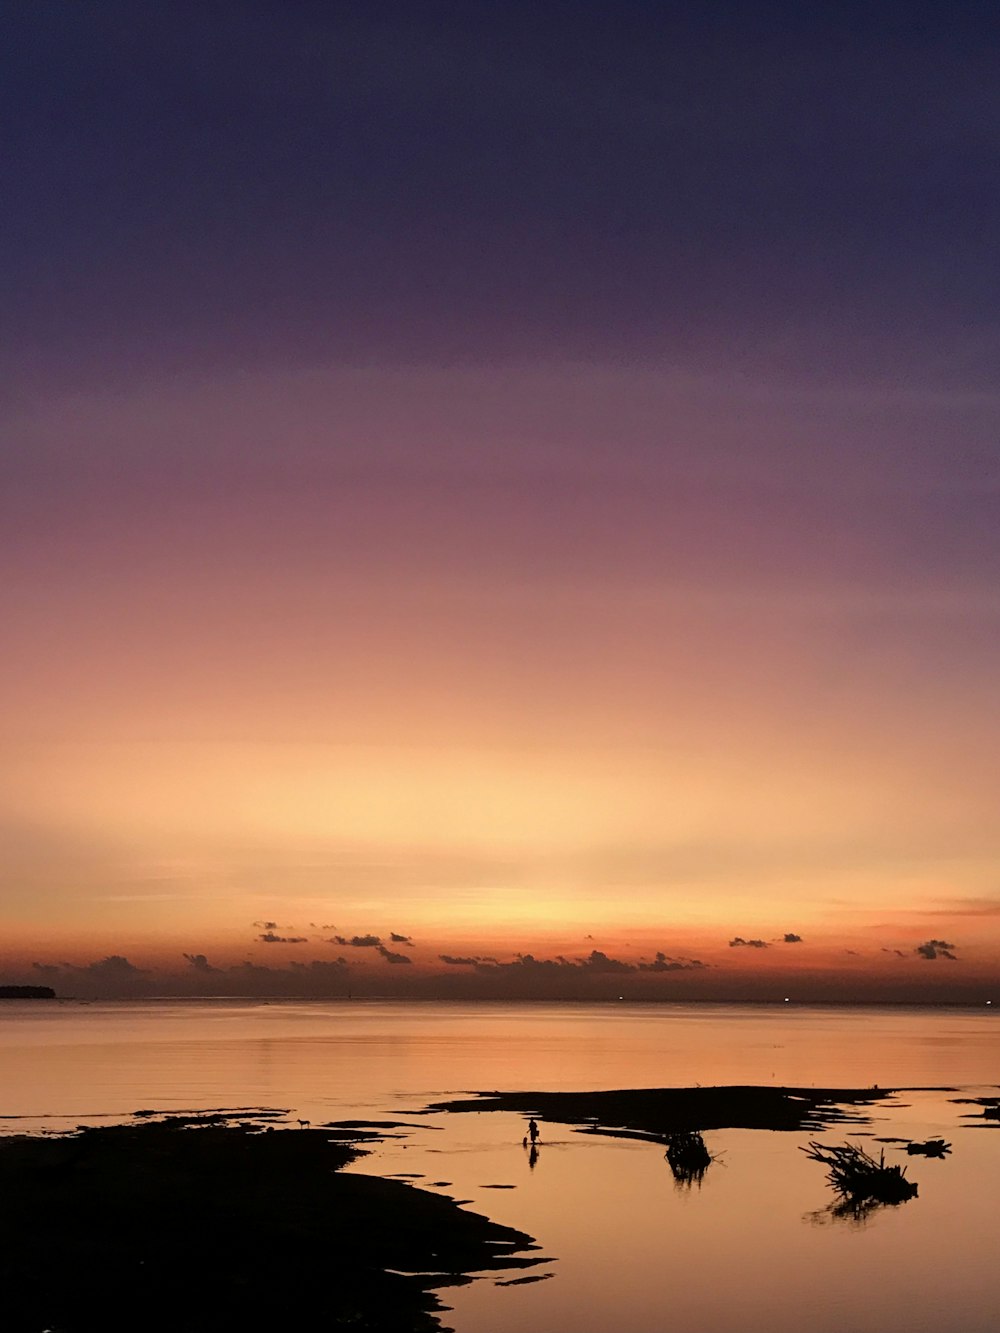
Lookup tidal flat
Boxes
[0,1112,539,1333]
[427,1083,894,1137]
[1,1084,914,1333]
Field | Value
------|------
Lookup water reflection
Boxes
[805,1196,895,1227]
[3,1003,999,1333]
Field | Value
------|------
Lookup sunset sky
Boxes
[2,2,998,1000]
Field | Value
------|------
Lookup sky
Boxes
[2,1,998,1001]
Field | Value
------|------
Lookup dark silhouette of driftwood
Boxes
[664,1130,713,1185]
[802,1140,918,1205]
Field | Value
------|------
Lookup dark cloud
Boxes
[474,953,574,976]
[223,959,350,997]
[389,932,414,946]
[329,938,392,949]
[473,950,638,976]
[258,932,307,944]
[782,933,803,944]
[30,955,150,997]
[639,951,707,973]
[729,937,769,949]
[289,959,349,978]
[65,955,148,979]
[376,944,412,965]
[915,939,958,961]
[578,950,633,975]
[253,921,279,931]
[426,947,717,999]
[183,953,220,973]
[881,947,907,958]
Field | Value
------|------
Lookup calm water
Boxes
[2,999,998,1332]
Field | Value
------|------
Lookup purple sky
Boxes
[2,2,998,999]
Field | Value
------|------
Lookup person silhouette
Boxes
[528,1118,540,1144]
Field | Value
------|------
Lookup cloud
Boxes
[65,955,148,980]
[289,959,350,978]
[472,949,638,976]
[638,951,707,973]
[389,932,414,946]
[782,933,803,943]
[258,932,308,944]
[329,934,383,948]
[729,937,769,949]
[377,944,412,964]
[439,954,480,966]
[474,953,577,976]
[253,920,279,930]
[223,959,350,996]
[926,898,1000,918]
[31,955,151,997]
[183,953,220,973]
[881,947,907,958]
[915,939,958,961]
[578,949,634,974]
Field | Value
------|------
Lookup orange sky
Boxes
[2,365,998,1000]
[4,5,1000,1004]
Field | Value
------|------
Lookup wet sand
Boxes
[0,1113,538,1333]
[427,1084,897,1138]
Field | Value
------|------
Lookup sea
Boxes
[2,999,997,1333]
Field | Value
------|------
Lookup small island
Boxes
[0,985,55,1000]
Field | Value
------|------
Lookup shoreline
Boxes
[3,1083,979,1331]
[0,1112,540,1333]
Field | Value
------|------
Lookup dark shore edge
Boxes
[0,1113,541,1333]
[1,1084,962,1330]
[425,1084,910,1139]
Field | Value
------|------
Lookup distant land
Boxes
[0,986,55,1000]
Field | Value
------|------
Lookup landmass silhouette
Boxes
[0,1111,541,1332]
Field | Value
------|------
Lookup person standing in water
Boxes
[528,1118,540,1144]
